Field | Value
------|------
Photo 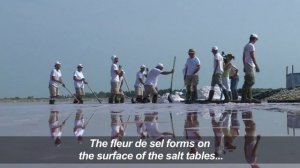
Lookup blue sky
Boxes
[1,0,300,98]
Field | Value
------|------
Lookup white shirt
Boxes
[185,57,201,75]
[145,68,162,87]
[214,53,224,74]
[111,64,120,82]
[49,69,62,87]
[134,71,147,87]
[73,70,85,88]
[244,43,256,68]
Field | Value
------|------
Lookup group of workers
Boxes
[48,33,259,104]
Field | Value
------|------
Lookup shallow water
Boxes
[1,102,300,167]
[0,102,299,137]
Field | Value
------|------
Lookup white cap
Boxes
[111,55,118,61]
[140,65,146,68]
[212,46,218,51]
[250,33,258,38]
[55,61,61,65]
[77,64,83,68]
[157,63,164,68]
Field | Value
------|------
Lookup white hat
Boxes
[55,61,61,65]
[140,65,146,68]
[111,55,118,61]
[212,46,218,51]
[157,63,164,68]
[77,64,83,68]
[250,34,258,38]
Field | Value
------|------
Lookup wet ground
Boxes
[0,102,300,167]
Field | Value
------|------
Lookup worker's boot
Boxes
[152,95,158,103]
[228,91,232,101]
[185,90,191,104]
[191,92,197,103]
[73,99,78,104]
[247,87,252,100]
[207,90,215,102]
[223,90,230,103]
[49,99,55,105]
[241,86,249,102]
[108,97,114,104]
[78,98,83,104]
[120,96,125,103]
[136,96,142,103]
[114,96,120,103]
[142,96,150,103]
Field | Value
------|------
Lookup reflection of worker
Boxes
[221,111,236,151]
[74,110,85,143]
[242,111,261,168]
[111,111,125,139]
[184,112,201,154]
[210,110,224,157]
[134,114,147,139]
[111,111,125,151]
[144,112,174,141]
[230,110,240,140]
[48,111,65,146]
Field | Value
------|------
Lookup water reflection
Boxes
[48,110,66,146]
[134,113,147,139]
[222,110,237,151]
[110,111,125,139]
[287,111,300,136]
[231,110,240,139]
[110,111,125,151]
[44,106,276,165]
[242,111,261,168]
[143,112,174,141]
[210,109,225,157]
[74,109,85,143]
[184,112,201,153]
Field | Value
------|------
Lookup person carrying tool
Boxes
[48,61,65,104]
[109,55,123,104]
[73,64,88,104]
[143,63,174,103]
[134,65,148,103]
